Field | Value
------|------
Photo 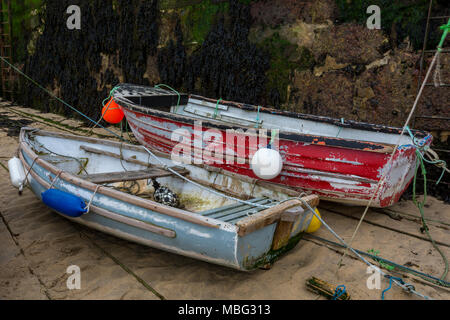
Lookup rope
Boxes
[213,98,222,119]
[433,50,444,87]
[155,84,181,113]
[90,85,121,131]
[141,145,273,209]
[404,125,448,185]
[31,139,89,175]
[3,54,278,210]
[337,29,446,268]
[297,197,432,300]
[48,170,62,189]
[332,285,346,300]
[0,56,124,141]
[433,17,450,87]
[413,149,449,281]
[84,185,100,213]
[254,105,261,128]
[336,118,345,137]
[381,276,405,300]
[22,156,38,189]
[305,233,450,288]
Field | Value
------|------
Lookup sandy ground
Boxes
[0,101,449,300]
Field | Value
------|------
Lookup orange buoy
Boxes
[101,98,124,124]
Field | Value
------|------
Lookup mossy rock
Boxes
[335,0,430,50]
[258,32,315,106]
[179,0,229,46]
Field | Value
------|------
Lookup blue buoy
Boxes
[41,189,87,217]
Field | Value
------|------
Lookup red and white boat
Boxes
[113,84,432,208]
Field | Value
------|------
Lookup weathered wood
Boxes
[271,206,303,250]
[306,276,350,300]
[19,139,220,229]
[236,195,319,237]
[79,145,188,176]
[81,168,175,184]
[25,128,305,199]
[19,156,177,238]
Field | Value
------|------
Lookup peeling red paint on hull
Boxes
[120,107,429,208]
[112,84,432,208]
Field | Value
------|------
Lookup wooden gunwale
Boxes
[19,150,177,238]
[113,84,428,139]
[79,144,188,176]
[19,129,220,229]
[118,98,405,154]
[127,117,380,184]
[188,95,430,139]
[25,127,304,197]
[20,128,319,236]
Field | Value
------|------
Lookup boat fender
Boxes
[8,157,26,193]
[306,208,322,233]
[41,189,87,217]
[102,98,124,124]
[250,148,283,180]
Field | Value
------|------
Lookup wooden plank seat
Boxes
[81,168,183,184]
[79,144,189,184]
[198,197,277,224]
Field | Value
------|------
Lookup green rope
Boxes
[254,105,261,128]
[91,85,121,130]
[0,56,123,141]
[269,129,278,147]
[405,126,447,185]
[306,234,450,288]
[437,18,450,52]
[213,98,222,119]
[154,84,181,113]
[336,118,344,138]
[404,124,449,281]
[413,149,449,281]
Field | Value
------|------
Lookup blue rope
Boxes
[381,276,404,300]
[332,285,346,300]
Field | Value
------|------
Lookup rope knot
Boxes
[332,285,346,300]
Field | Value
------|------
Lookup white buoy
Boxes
[8,157,26,190]
[250,148,283,180]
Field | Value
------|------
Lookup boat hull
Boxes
[122,107,429,208]
[18,128,318,271]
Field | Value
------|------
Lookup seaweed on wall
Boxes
[184,0,270,105]
[335,0,449,50]
[158,19,187,89]
[18,0,159,122]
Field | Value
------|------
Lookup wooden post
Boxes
[271,206,303,250]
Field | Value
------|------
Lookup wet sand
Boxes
[1,102,449,300]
